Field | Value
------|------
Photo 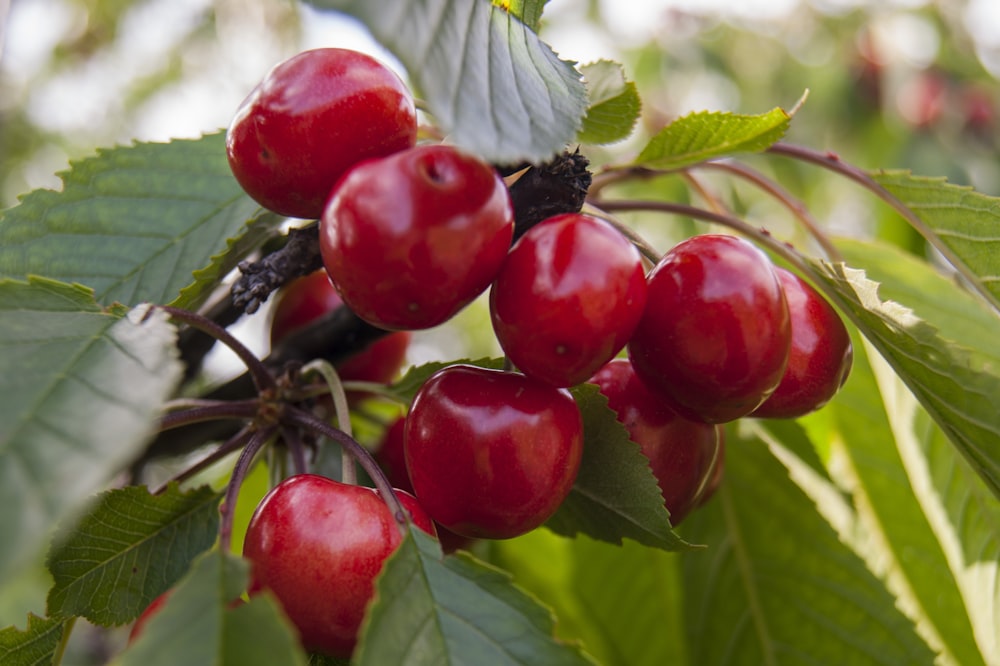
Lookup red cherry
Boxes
[320,145,514,330]
[489,213,647,387]
[404,365,583,539]
[751,268,853,419]
[589,358,722,526]
[243,474,435,658]
[628,234,791,423]
[269,270,411,386]
[128,590,172,644]
[375,416,473,553]
[227,48,416,219]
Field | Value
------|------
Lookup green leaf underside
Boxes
[389,357,506,404]
[355,526,593,665]
[301,0,587,164]
[681,429,937,665]
[115,551,307,666]
[577,61,641,145]
[805,239,1000,501]
[546,384,692,551]
[870,170,1000,312]
[0,279,182,586]
[46,484,221,626]
[0,132,263,308]
[635,107,790,170]
[0,614,66,666]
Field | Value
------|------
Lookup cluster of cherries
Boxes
[131,48,853,659]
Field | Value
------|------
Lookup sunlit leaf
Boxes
[577,61,641,145]
[493,0,547,29]
[635,107,790,169]
[0,133,269,309]
[0,279,182,586]
[46,484,221,626]
[301,0,587,164]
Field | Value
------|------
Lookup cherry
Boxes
[226,48,417,219]
[320,145,514,330]
[242,474,435,658]
[750,268,853,419]
[589,358,722,526]
[128,590,172,644]
[269,270,411,387]
[404,365,583,539]
[628,234,791,424]
[489,213,647,387]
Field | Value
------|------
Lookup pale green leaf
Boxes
[870,170,1000,313]
[0,614,67,666]
[301,0,587,164]
[46,484,221,626]
[0,133,268,308]
[0,279,182,586]
[635,107,790,169]
[355,526,595,665]
[577,61,641,145]
[493,0,547,29]
[681,427,937,665]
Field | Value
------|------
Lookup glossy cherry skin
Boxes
[490,213,647,387]
[404,365,583,539]
[320,145,514,330]
[243,474,435,658]
[751,268,853,419]
[269,270,411,386]
[374,416,473,553]
[589,358,723,526]
[628,234,791,423]
[227,48,417,219]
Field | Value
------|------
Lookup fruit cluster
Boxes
[134,47,855,659]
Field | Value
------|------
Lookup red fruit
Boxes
[227,48,416,219]
[628,234,791,423]
[269,270,411,386]
[490,213,647,387]
[128,590,172,644]
[320,145,514,330]
[243,474,435,658]
[404,365,583,539]
[751,268,853,419]
[589,358,722,526]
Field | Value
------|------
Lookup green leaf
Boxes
[0,279,182,587]
[0,614,67,666]
[301,0,587,164]
[680,426,937,665]
[805,239,1000,500]
[115,550,308,666]
[355,526,594,665]
[0,133,268,308]
[46,483,221,626]
[870,170,1000,313]
[577,61,641,145]
[546,384,693,551]
[635,107,790,170]
[493,0,547,29]
[388,357,505,404]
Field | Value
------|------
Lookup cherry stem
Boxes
[151,424,255,495]
[283,406,410,533]
[158,306,277,394]
[695,160,843,262]
[219,425,277,554]
[767,141,1000,313]
[157,400,260,432]
[300,359,356,485]
[281,426,310,476]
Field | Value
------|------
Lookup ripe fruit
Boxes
[320,145,514,330]
[589,358,722,525]
[243,474,435,658]
[404,365,583,539]
[490,213,647,387]
[128,590,172,644]
[269,270,411,386]
[628,234,791,423]
[751,268,853,419]
[227,48,417,219]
